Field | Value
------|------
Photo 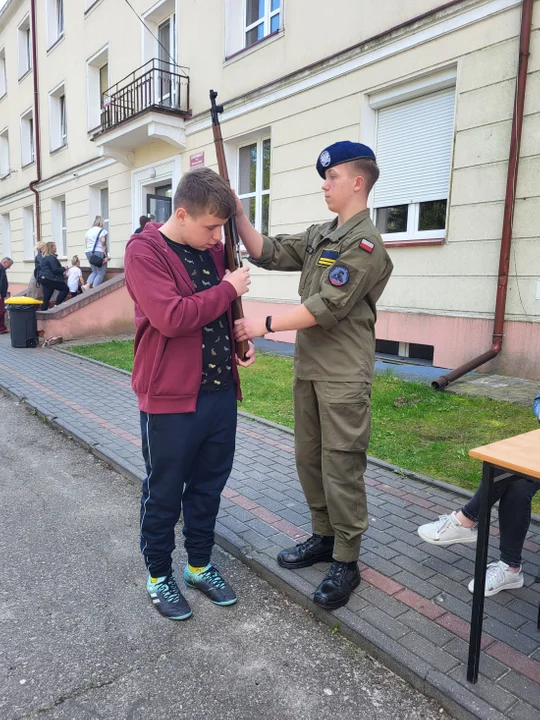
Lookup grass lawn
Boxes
[69,340,539,513]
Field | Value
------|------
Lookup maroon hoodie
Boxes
[124,223,241,413]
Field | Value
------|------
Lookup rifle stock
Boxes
[210,89,250,362]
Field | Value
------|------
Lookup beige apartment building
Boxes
[0,0,538,378]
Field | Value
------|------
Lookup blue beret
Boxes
[316,141,376,178]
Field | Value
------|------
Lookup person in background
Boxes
[0,257,14,334]
[67,256,83,296]
[38,243,69,311]
[83,216,109,290]
[135,216,149,234]
[27,241,45,300]
[417,393,540,596]
[148,214,156,222]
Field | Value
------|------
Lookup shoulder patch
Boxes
[359,238,375,253]
[328,264,350,287]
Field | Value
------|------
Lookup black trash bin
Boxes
[5,297,42,348]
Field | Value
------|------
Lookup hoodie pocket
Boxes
[149,335,202,397]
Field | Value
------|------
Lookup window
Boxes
[18,16,32,78]
[51,196,67,257]
[21,108,35,167]
[100,186,109,234]
[238,137,271,234]
[245,0,281,47]
[0,49,6,98]
[373,87,455,242]
[87,47,109,130]
[47,0,64,48]
[1,214,11,258]
[49,83,67,151]
[23,205,35,261]
[142,1,176,65]
[0,129,9,178]
[89,182,109,235]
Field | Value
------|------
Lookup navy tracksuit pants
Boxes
[139,385,237,577]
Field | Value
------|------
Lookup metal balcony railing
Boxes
[98,59,190,134]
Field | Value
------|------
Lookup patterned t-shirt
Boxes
[161,233,233,392]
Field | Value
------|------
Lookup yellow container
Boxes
[5,297,42,305]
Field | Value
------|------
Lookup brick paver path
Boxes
[0,337,538,720]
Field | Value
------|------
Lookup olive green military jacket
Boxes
[250,209,393,382]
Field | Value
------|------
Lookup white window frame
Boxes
[20,108,35,167]
[46,0,64,49]
[365,68,456,244]
[142,1,176,66]
[49,82,67,151]
[236,135,271,235]
[51,196,67,258]
[17,16,32,79]
[0,128,10,178]
[23,205,35,261]
[1,214,11,258]
[0,48,6,98]
[86,46,109,131]
[89,181,109,234]
[244,0,281,48]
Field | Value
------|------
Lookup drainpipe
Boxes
[432,0,533,390]
[29,0,41,244]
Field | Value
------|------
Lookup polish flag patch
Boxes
[359,238,374,253]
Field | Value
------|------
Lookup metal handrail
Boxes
[98,58,190,134]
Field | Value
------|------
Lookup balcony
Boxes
[91,60,191,165]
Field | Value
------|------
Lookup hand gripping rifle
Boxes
[209,89,250,362]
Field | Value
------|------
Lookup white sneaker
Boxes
[417,511,478,546]
[468,560,524,596]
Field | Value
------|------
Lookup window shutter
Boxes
[374,89,455,208]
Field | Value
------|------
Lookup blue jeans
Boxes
[86,251,107,287]
[139,385,237,576]
[461,476,540,567]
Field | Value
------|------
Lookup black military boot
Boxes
[277,534,334,569]
[313,560,361,610]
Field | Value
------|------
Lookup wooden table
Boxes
[467,428,540,682]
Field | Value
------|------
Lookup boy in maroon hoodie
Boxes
[124,168,254,620]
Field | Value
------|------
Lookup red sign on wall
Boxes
[190,152,205,169]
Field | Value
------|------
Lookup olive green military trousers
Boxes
[294,379,371,562]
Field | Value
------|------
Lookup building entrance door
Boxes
[147,183,172,223]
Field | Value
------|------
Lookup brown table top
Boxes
[469,428,540,479]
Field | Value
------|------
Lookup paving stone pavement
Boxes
[0,336,538,720]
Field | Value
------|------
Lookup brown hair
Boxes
[173,168,236,219]
[349,158,380,196]
[139,215,149,227]
[42,242,57,257]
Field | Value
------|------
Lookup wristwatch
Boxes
[265,316,274,333]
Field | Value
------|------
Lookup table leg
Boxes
[467,462,494,683]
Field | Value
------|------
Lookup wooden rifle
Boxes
[209,89,249,361]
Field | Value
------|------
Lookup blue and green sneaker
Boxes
[147,573,193,620]
[184,564,237,606]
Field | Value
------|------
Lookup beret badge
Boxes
[319,150,331,168]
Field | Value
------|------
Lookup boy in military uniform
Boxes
[234,141,393,610]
